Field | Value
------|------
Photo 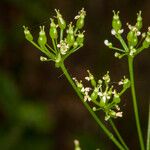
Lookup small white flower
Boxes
[116,112,123,117]
[81,87,85,93]
[102,95,107,101]
[137,31,141,36]
[57,40,69,55]
[118,80,123,85]
[129,48,136,56]
[84,87,91,92]
[111,29,116,35]
[142,32,146,38]
[104,40,111,46]
[98,92,103,96]
[118,29,124,34]
[105,115,110,121]
[84,95,91,102]
[85,76,90,81]
[72,77,77,81]
[115,105,120,111]
[93,107,97,111]
[40,56,48,61]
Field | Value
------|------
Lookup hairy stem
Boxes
[60,62,125,150]
[128,56,145,150]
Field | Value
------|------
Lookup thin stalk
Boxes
[116,34,129,52]
[60,29,64,41]
[128,56,145,150]
[109,119,129,150]
[146,102,150,150]
[110,46,125,52]
[46,43,56,54]
[60,62,125,150]
[52,39,57,52]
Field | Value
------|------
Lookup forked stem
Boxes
[60,62,126,150]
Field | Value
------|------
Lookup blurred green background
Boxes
[0,0,150,149]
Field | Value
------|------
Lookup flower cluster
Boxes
[73,71,130,121]
[104,10,150,58]
[23,8,86,67]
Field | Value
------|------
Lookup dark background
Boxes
[0,0,150,149]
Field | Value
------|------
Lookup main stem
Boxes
[128,56,145,150]
[60,62,125,150]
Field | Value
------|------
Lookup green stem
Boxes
[146,102,150,150]
[60,29,64,41]
[109,119,129,150]
[116,34,129,52]
[128,56,145,150]
[60,62,125,150]
[52,39,57,52]
[135,46,145,56]
[110,46,125,52]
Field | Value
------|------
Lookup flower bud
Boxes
[76,31,85,46]
[135,11,142,30]
[123,78,130,89]
[38,26,47,47]
[142,33,150,48]
[49,18,58,39]
[112,11,122,32]
[55,9,66,30]
[23,26,33,41]
[109,110,116,117]
[40,56,48,61]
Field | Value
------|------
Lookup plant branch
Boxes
[60,62,126,150]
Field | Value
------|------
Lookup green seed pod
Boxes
[73,41,78,48]
[66,23,75,46]
[75,8,86,30]
[23,26,33,41]
[127,29,138,47]
[112,11,122,32]
[135,11,142,30]
[142,35,150,48]
[55,9,66,30]
[38,26,47,47]
[109,110,116,117]
[123,78,130,89]
[91,88,98,101]
[99,98,106,107]
[49,18,58,39]
[87,70,96,87]
[76,31,85,46]
[113,94,121,104]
